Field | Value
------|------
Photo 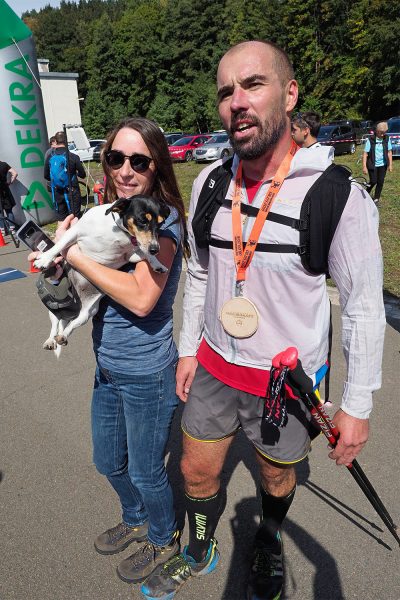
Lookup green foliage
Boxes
[24,0,399,135]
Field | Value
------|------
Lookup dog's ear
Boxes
[158,203,170,224]
[105,197,131,215]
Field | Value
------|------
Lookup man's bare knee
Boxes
[256,452,296,496]
[181,454,218,490]
[181,434,233,497]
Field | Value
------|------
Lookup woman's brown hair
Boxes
[101,117,189,256]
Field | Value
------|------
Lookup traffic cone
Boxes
[29,259,40,274]
[0,230,7,247]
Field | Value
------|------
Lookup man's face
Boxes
[216,43,297,160]
[291,123,308,147]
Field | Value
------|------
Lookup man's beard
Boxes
[228,109,287,160]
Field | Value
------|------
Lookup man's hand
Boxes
[328,409,369,466]
[176,356,198,402]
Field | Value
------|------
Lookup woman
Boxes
[362,121,393,204]
[50,117,188,585]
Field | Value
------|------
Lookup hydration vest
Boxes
[191,158,352,277]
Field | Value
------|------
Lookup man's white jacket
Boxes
[179,147,386,419]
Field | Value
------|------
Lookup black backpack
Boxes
[191,158,352,277]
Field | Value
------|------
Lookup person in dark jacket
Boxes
[362,122,393,204]
[44,131,86,220]
[0,160,18,234]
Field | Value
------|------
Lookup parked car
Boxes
[360,120,375,144]
[326,119,363,144]
[92,142,105,163]
[386,117,400,157]
[68,138,106,162]
[317,124,356,155]
[168,134,211,162]
[164,133,187,146]
[194,133,233,162]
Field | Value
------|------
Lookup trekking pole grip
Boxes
[273,347,340,445]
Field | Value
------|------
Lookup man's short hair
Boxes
[55,131,66,145]
[292,111,321,137]
[226,40,294,87]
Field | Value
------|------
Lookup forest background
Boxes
[23,0,399,138]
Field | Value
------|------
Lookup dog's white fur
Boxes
[34,203,167,355]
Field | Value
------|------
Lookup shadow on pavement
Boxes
[383,290,400,333]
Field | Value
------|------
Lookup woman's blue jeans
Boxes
[91,361,178,547]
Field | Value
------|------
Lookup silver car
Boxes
[194,133,233,162]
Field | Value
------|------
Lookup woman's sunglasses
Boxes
[105,150,153,173]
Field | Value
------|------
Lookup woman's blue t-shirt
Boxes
[92,207,182,374]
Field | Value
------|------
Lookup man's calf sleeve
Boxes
[256,485,296,545]
[185,489,223,562]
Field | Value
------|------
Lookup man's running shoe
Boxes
[141,537,219,599]
[246,531,283,600]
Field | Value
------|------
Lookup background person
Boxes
[291,111,322,148]
[39,117,189,588]
[44,131,86,220]
[0,160,18,235]
[362,121,393,204]
[142,40,385,600]
[44,135,57,160]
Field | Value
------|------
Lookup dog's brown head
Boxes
[106,195,170,255]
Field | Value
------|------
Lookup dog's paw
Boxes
[43,338,57,350]
[34,255,52,270]
[154,265,168,274]
[55,335,68,346]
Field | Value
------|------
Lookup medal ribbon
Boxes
[232,140,298,284]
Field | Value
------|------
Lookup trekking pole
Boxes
[272,347,400,547]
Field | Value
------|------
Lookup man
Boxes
[142,40,385,600]
[0,160,18,234]
[44,131,86,220]
[291,111,322,148]
[362,121,393,205]
[44,135,57,161]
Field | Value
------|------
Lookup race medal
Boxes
[219,296,259,338]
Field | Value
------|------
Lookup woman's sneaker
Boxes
[141,538,219,599]
[246,531,284,600]
[94,521,148,555]
[117,531,180,583]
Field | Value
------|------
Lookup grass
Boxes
[331,150,400,297]
[56,149,400,297]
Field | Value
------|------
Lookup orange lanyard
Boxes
[232,140,297,285]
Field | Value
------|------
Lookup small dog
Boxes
[33,195,170,354]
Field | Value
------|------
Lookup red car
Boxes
[168,134,211,162]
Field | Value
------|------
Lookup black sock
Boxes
[256,485,296,547]
[185,489,223,562]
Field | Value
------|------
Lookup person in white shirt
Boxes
[291,111,322,148]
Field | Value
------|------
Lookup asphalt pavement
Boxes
[0,240,399,600]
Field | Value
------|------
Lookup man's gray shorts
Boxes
[182,364,319,464]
